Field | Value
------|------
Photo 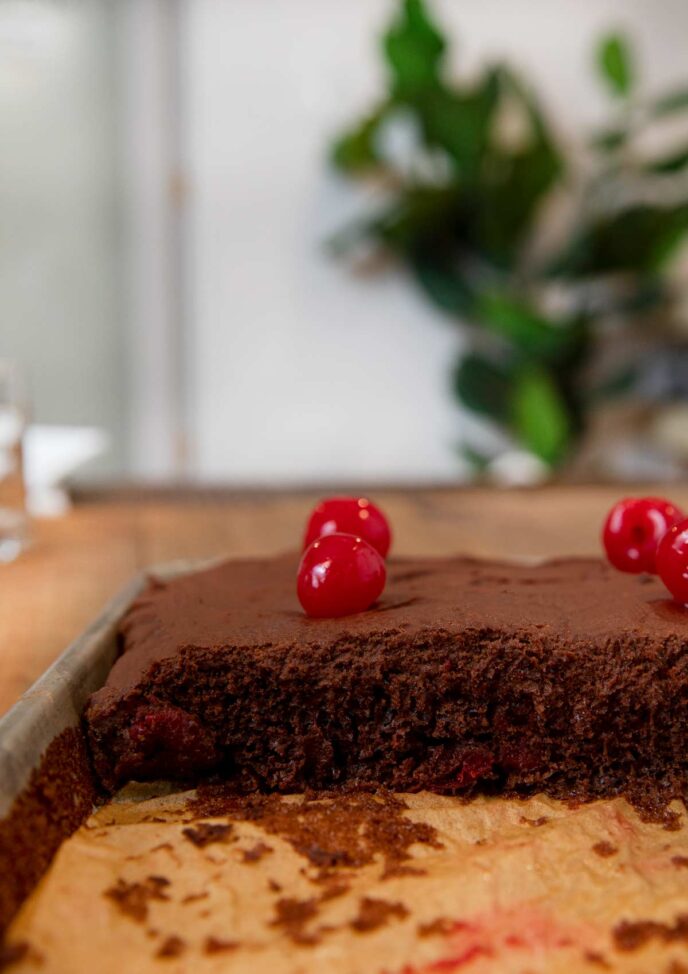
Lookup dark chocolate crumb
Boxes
[150,843,173,853]
[181,891,208,904]
[270,897,320,945]
[182,822,233,848]
[156,935,185,958]
[381,863,428,880]
[350,896,409,933]
[319,880,350,902]
[592,841,618,858]
[241,841,273,863]
[204,936,239,954]
[613,914,688,951]
[268,879,282,893]
[189,790,442,877]
[583,950,610,968]
[418,917,455,938]
[104,875,170,923]
[672,855,688,869]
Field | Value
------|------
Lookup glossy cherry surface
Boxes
[656,518,688,604]
[303,496,392,558]
[297,532,386,618]
[602,496,683,574]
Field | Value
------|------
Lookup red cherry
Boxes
[303,496,392,557]
[657,518,688,604]
[602,496,683,574]
[297,532,386,618]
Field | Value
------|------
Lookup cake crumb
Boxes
[182,822,233,848]
[270,896,320,945]
[613,914,688,951]
[241,841,273,863]
[592,841,618,858]
[156,935,185,958]
[350,896,409,933]
[418,917,455,937]
[181,891,208,904]
[204,936,239,954]
[583,950,610,968]
[105,875,170,923]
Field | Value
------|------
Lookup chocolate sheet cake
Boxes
[84,555,688,801]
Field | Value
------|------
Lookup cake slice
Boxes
[84,555,688,802]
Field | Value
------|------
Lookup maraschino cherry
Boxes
[656,518,688,605]
[602,496,683,574]
[297,533,386,618]
[303,497,392,558]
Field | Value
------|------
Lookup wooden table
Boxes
[2,485,686,717]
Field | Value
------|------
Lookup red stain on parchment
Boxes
[390,905,596,973]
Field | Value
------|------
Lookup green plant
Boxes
[330,0,688,470]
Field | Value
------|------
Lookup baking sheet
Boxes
[0,559,212,818]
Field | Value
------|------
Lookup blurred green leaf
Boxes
[511,367,571,465]
[651,87,688,117]
[331,103,390,172]
[476,68,563,261]
[548,204,688,277]
[475,292,583,363]
[383,0,446,100]
[411,251,475,315]
[327,184,462,257]
[590,127,628,152]
[453,353,513,421]
[643,145,688,175]
[597,34,634,97]
[369,185,462,252]
[420,72,500,180]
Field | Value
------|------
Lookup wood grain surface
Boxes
[1,485,686,717]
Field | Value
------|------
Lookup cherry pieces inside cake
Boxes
[84,554,688,807]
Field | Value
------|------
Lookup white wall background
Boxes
[177,0,688,485]
[2,1,688,484]
[0,0,125,473]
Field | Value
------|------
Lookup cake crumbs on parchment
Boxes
[613,914,688,951]
[104,875,170,923]
[182,822,234,848]
[592,841,618,858]
[188,788,443,878]
[240,841,273,863]
[204,936,239,954]
[156,935,185,958]
[583,950,611,968]
[418,917,455,938]
[269,897,320,945]
[520,815,549,827]
[181,891,208,904]
[350,896,409,933]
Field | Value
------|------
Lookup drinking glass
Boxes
[0,361,29,562]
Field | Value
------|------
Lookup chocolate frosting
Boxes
[98,555,684,698]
